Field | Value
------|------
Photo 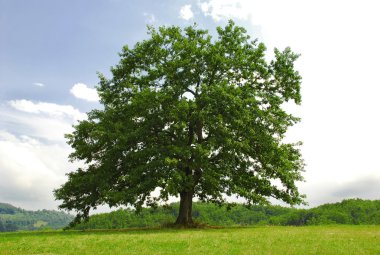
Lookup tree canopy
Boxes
[54,20,305,226]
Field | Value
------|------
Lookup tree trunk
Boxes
[175,191,193,226]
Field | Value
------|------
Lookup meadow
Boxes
[1,225,379,254]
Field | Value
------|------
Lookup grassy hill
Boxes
[0,203,73,232]
[1,226,379,254]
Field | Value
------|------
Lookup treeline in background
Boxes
[72,198,380,230]
[1,198,379,232]
[0,203,73,232]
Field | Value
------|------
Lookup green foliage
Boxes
[71,199,380,230]
[0,203,73,232]
[269,198,380,226]
[55,20,304,225]
[309,198,380,225]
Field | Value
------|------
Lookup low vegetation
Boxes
[1,226,379,254]
[1,199,379,254]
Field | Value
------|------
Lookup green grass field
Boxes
[1,225,379,254]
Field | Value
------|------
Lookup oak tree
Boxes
[55,21,305,226]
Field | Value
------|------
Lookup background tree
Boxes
[54,20,305,226]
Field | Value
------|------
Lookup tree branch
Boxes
[185,88,196,96]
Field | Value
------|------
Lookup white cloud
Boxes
[198,0,250,21]
[0,130,75,210]
[298,175,380,207]
[0,100,88,210]
[1,111,75,143]
[143,12,156,24]
[9,99,86,121]
[70,83,100,102]
[179,4,194,20]
[33,82,45,87]
[2,100,86,143]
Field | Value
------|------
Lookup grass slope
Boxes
[1,226,379,254]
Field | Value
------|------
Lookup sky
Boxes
[1,0,380,211]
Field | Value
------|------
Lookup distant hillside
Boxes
[72,198,380,230]
[0,203,19,215]
[0,203,74,232]
[2,199,379,231]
